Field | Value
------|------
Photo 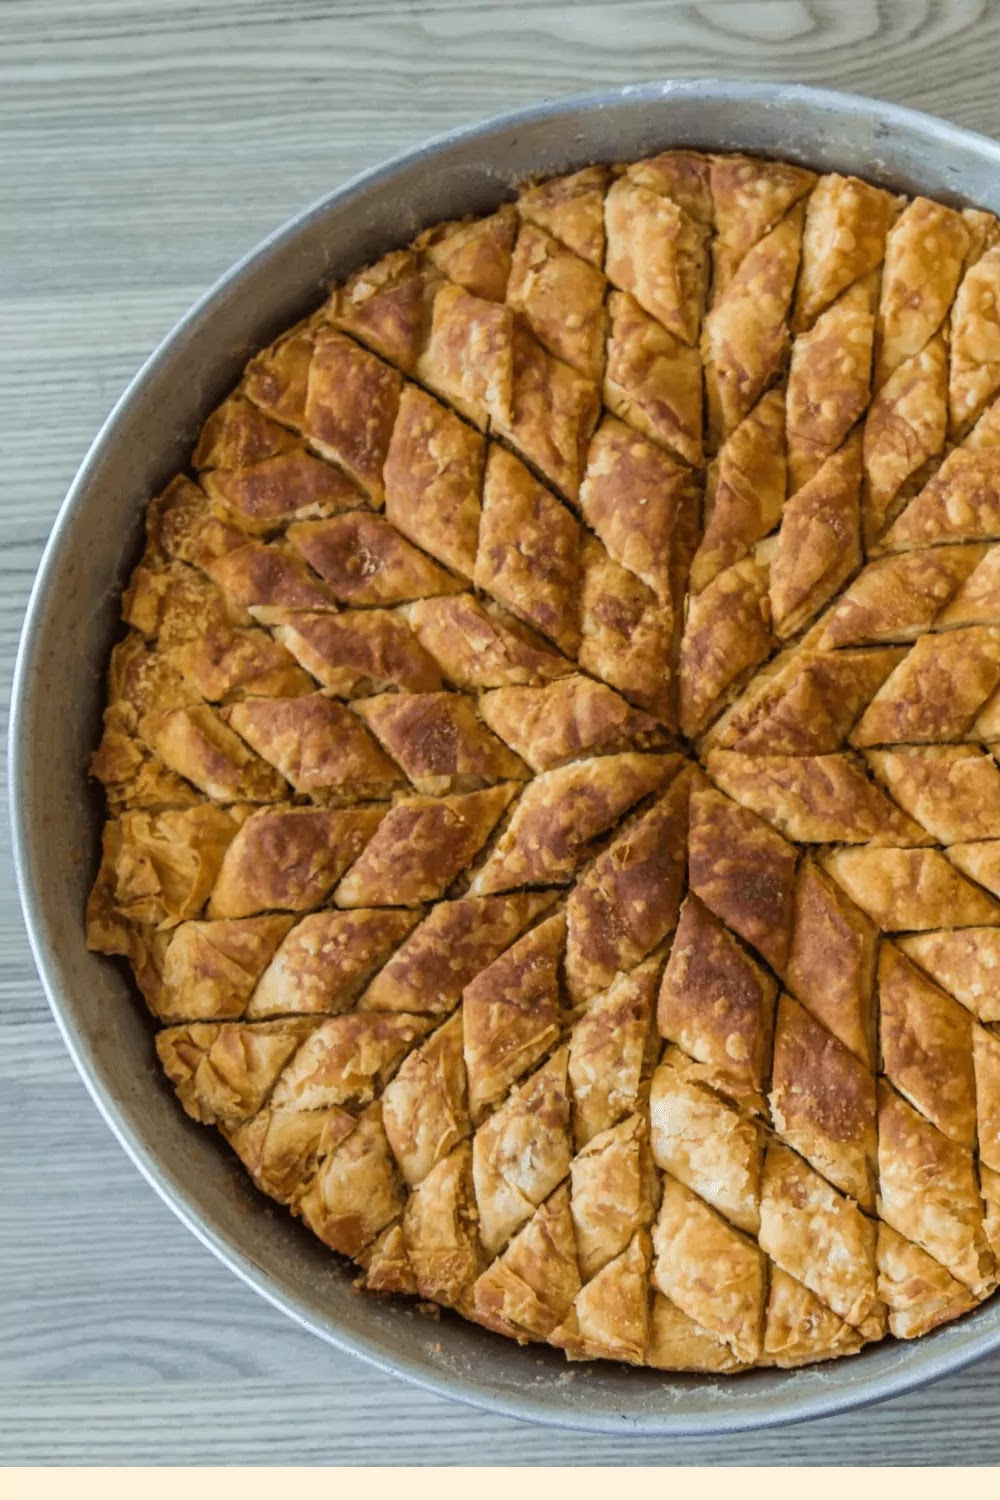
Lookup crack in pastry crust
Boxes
[86,150,1000,1374]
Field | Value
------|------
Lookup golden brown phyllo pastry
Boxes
[88,150,1000,1373]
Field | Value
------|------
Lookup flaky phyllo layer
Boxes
[86,152,1000,1372]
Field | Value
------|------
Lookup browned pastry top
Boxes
[87,150,1000,1374]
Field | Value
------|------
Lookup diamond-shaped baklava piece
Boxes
[567,959,660,1149]
[244,321,316,429]
[690,388,786,594]
[462,912,565,1122]
[603,291,703,467]
[897,928,1000,1023]
[246,908,420,1019]
[875,197,970,390]
[785,859,877,1067]
[687,782,798,972]
[156,1017,317,1127]
[706,646,905,756]
[758,1142,884,1339]
[652,1177,765,1364]
[471,1183,580,1341]
[475,445,580,652]
[400,1139,484,1310]
[353,690,529,794]
[226,1102,356,1206]
[381,1013,468,1188]
[550,1231,651,1366]
[194,393,298,470]
[949,245,1000,438]
[762,1268,863,1368]
[224,693,403,800]
[569,1113,659,1280]
[974,1023,1000,1177]
[793,174,900,334]
[194,537,334,624]
[808,546,984,648]
[416,284,512,429]
[298,1103,404,1258]
[269,1012,432,1114]
[304,329,402,504]
[358,891,556,1015]
[334,784,517,907]
[478,675,664,774]
[936,543,1000,628]
[865,745,1000,844]
[877,1222,977,1340]
[517,166,608,267]
[649,1046,762,1234]
[579,416,693,605]
[678,552,773,738]
[770,432,862,639]
[657,894,777,1112]
[822,846,1000,931]
[203,448,363,535]
[469,752,679,895]
[564,768,688,1003]
[137,703,287,804]
[578,537,675,722]
[862,334,948,547]
[706,749,930,846]
[769,993,877,1209]
[328,250,438,374]
[207,805,387,918]
[877,1082,994,1294]
[709,153,814,296]
[288,512,462,606]
[703,204,804,447]
[850,625,1000,746]
[151,913,295,1023]
[883,445,1000,550]
[382,384,485,578]
[604,174,708,346]
[275,606,443,699]
[406,594,572,690]
[418,206,517,303]
[786,279,874,492]
[646,1294,745,1374]
[506,221,606,379]
[472,1048,572,1257]
[87,804,241,947]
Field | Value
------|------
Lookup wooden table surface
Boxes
[5,0,1000,1466]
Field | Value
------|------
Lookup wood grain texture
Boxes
[4,0,1000,1466]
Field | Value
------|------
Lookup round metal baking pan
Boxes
[11,79,1000,1436]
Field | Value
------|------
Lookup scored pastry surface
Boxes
[87,150,1000,1374]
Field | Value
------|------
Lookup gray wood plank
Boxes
[4,0,1000,1465]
